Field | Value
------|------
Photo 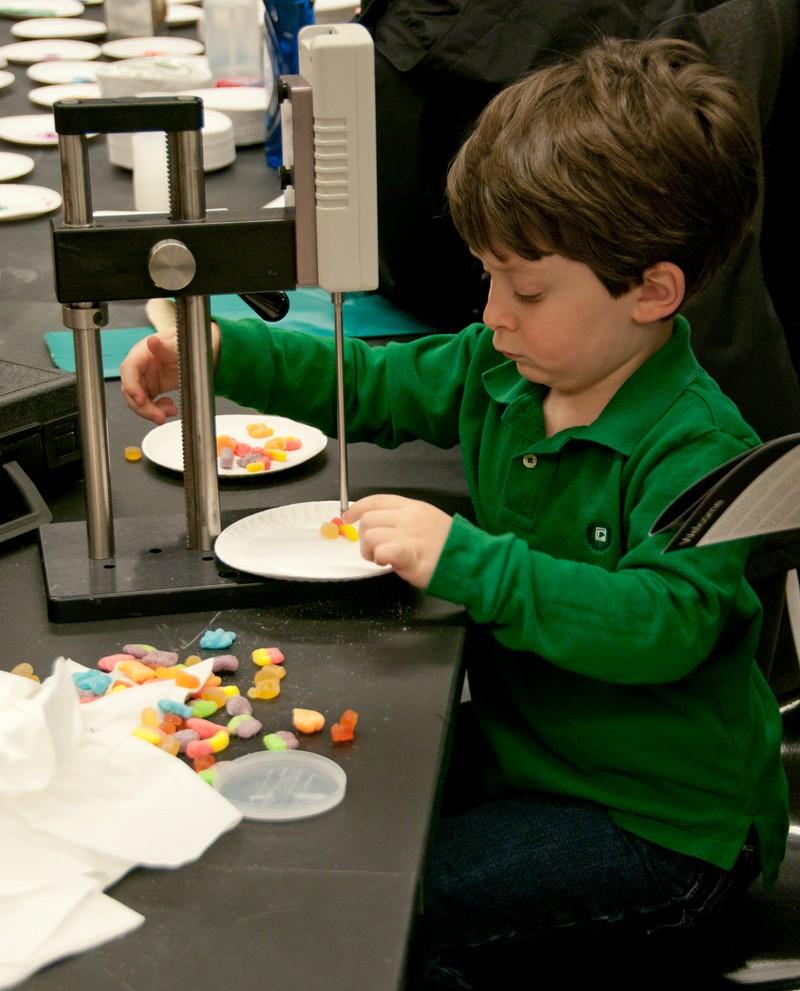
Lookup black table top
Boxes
[0,10,469,990]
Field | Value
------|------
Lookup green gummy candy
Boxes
[198,768,217,785]
[263,733,288,751]
[192,700,218,718]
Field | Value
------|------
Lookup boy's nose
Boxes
[482,287,515,333]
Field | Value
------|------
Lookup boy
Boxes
[121,37,788,987]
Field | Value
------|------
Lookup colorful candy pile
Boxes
[8,626,359,788]
[319,516,359,542]
[216,421,303,473]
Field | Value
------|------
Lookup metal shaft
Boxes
[167,129,220,550]
[332,291,350,514]
[57,133,114,559]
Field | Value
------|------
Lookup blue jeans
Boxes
[412,704,759,989]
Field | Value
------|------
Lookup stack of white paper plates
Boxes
[0,37,101,62]
[175,85,266,146]
[0,0,84,18]
[27,79,100,106]
[10,16,106,38]
[165,4,201,26]
[106,105,235,172]
[100,35,203,60]
[26,57,100,82]
[0,182,61,220]
[0,149,34,180]
[0,68,14,90]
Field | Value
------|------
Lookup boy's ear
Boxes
[632,262,685,322]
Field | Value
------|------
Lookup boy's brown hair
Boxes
[446,37,759,301]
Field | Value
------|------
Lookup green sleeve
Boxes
[427,432,758,684]
[213,316,483,449]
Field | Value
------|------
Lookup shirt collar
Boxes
[481,315,701,454]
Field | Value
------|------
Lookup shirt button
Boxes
[522,454,538,468]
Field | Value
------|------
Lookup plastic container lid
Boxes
[214,750,347,821]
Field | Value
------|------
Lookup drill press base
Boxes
[38,510,393,622]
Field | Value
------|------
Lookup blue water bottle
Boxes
[263,0,315,169]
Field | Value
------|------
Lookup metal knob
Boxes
[147,238,197,291]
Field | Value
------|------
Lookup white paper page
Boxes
[698,445,800,545]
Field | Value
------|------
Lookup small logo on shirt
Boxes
[587,523,612,550]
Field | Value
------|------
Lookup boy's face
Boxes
[478,250,662,397]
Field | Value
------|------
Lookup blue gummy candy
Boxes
[199,628,236,650]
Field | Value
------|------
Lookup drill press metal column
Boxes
[56,131,113,560]
[167,128,220,551]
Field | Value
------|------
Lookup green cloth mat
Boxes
[45,289,435,379]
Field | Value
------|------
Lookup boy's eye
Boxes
[514,292,543,304]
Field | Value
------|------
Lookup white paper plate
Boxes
[0,37,101,61]
[0,68,14,90]
[0,182,61,220]
[0,149,34,179]
[142,413,328,478]
[11,15,106,37]
[0,112,59,144]
[215,499,393,582]
[165,4,200,25]
[27,79,99,105]
[27,56,99,82]
[0,0,84,17]
[101,35,203,59]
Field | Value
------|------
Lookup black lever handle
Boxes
[239,291,291,322]
[53,95,204,136]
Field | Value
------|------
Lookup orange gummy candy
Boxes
[292,707,325,734]
[247,682,281,700]
[331,708,359,744]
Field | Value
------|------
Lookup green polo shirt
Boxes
[215,313,788,885]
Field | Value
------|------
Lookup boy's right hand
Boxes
[119,323,220,424]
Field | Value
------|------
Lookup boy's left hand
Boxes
[343,495,452,589]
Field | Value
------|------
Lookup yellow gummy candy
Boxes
[320,521,339,540]
[246,461,266,472]
[264,448,287,462]
[124,446,142,462]
[247,683,280,700]
[133,726,162,746]
[339,523,359,542]
[254,664,285,683]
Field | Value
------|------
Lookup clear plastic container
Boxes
[204,0,264,85]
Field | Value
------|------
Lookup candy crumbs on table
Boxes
[331,708,359,744]
[11,662,40,682]
[123,445,142,462]
[199,628,236,650]
[292,708,325,734]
